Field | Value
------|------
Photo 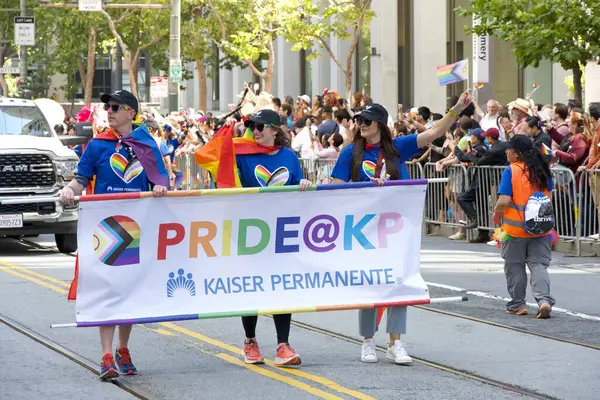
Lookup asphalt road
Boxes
[1,235,598,400]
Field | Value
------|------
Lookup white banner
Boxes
[76,183,429,326]
[472,17,489,84]
[151,76,168,99]
[14,17,35,47]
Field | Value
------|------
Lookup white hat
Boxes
[298,95,311,105]
[507,98,532,116]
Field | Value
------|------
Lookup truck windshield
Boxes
[0,105,53,137]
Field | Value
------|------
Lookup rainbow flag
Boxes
[437,59,469,86]
[475,83,484,90]
[531,82,540,94]
[194,124,278,188]
[541,143,552,157]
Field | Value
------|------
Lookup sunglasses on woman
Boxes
[354,116,373,127]
[246,122,271,132]
[104,103,132,113]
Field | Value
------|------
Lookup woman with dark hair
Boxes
[493,135,555,318]
[236,110,311,367]
[330,92,473,364]
[524,115,552,153]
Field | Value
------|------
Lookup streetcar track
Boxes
[287,318,558,400]
[0,312,155,400]
[415,305,600,351]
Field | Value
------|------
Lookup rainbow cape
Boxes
[194,124,279,188]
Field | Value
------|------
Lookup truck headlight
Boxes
[55,159,79,181]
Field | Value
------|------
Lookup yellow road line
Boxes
[0,263,372,400]
[161,322,375,400]
[0,265,68,295]
[0,260,71,288]
[214,353,343,400]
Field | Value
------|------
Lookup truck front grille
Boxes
[0,203,56,215]
[0,154,56,188]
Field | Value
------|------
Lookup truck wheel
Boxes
[55,233,78,253]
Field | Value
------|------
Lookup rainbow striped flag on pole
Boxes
[437,59,469,86]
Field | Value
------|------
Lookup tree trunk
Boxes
[573,66,583,104]
[84,28,97,106]
[0,47,7,96]
[127,50,140,99]
[264,40,275,93]
[196,58,207,112]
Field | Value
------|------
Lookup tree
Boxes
[206,0,298,92]
[100,1,170,99]
[457,0,600,103]
[285,0,374,99]
[35,7,109,105]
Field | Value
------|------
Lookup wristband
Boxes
[448,109,459,119]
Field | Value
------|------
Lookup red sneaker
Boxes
[100,353,119,380]
[274,343,301,367]
[243,340,265,364]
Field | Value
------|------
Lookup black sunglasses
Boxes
[246,121,270,132]
[354,116,373,127]
[103,103,132,113]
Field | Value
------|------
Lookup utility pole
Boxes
[168,0,181,112]
[19,0,28,91]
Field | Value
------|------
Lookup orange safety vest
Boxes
[501,162,550,238]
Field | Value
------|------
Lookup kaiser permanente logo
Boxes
[93,216,141,266]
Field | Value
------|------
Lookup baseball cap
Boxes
[244,109,282,127]
[482,127,500,140]
[353,104,388,125]
[507,134,534,153]
[145,119,160,130]
[468,128,485,141]
[100,90,139,113]
[317,120,339,136]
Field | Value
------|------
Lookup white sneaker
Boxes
[487,240,498,246]
[360,339,378,363]
[449,232,465,240]
[386,340,412,365]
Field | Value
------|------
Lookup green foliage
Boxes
[457,0,600,101]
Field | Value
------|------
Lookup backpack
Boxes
[523,192,555,235]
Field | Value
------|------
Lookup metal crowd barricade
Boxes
[472,166,507,232]
[576,168,600,247]
[550,166,579,249]
[422,162,470,228]
[405,161,424,179]
[173,154,211,190]
[299,158,318,184]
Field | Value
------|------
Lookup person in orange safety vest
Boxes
[493,134,555,319]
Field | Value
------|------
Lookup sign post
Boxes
[78,0,102,11]
[14,16,35,46]
[472,17,490,103]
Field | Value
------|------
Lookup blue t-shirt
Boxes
[77,139,151,194]
[331,135,420,182]
[498,166,554,197]
[167,137,180,161]
[236,147,302,188]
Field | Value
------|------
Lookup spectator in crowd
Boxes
[507,98,532,135]
[524,116,552,156]
[281,104,294,130]
[476,100,504,139]
[321,106,334,122]
[272,97,282,113]
[334,109,352,141]
[312,95,323,119]
[551,103,570,151]
[579,102,600,238]
[455,128,490,243]
[66,125,76,136]
[54,124,65,135]
[547,112,591,173]
[352,92,364,113]
[295,95,312,118]
[292,117,318,160]
[567,98,582,115]
[310,127,343,160]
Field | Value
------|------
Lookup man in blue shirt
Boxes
[60,89,168,380]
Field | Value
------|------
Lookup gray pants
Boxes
[359,306,407,337]
[501,235,555,310]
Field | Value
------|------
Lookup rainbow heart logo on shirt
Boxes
[362,160,387,179]
[254,165,290,187]
[110,153,143,184]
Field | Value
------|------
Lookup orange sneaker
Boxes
[537,303,552,319]
[505,308,528,315]
[274,343,301,367]
[243,339,264,364]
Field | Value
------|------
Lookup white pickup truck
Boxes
[0,97,91,253]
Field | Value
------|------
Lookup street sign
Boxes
[14,17,35,46]
[0,67,19,74]
[150,76,168,98]
[472,18,489,84]
[79,0,102,11]
[169,59,182,83]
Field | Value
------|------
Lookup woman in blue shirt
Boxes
[331,92,472,365]
[236,109,311,367]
